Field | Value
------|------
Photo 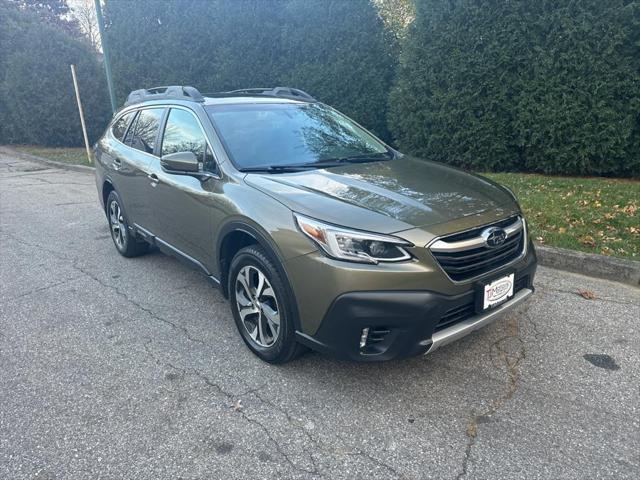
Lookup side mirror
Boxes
[161,151,199,173]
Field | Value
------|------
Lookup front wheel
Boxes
[228,245,305,363]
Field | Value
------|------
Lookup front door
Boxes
[148,107,220,267]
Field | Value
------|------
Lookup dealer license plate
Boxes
[482,273,515,310]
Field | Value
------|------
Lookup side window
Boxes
[129,108,164,155]
[161,108,217,173]
[123,112,139,146]
[111,111,135,141]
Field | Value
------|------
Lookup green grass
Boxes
[484,173,639,261]
[11,146,639,260]
[14,146,89,165]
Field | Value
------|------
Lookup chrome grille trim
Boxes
[430,216,523,253]
[427,216,528,284]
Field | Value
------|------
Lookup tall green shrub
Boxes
[389,0,640,177]
[0,3,111,146]
[103,0,396,139]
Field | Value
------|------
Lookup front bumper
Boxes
[295,261,536,361]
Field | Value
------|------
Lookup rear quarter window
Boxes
[111,111,135,141]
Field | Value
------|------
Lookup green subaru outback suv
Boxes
[94,86,536,363]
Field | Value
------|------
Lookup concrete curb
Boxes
[3,146,639,287]
[0,146,95,174]
[536,245,640,287]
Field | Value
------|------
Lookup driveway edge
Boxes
[535,245,639,287]
[0,146,95,174]
[2,146,638,287]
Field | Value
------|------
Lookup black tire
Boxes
[228,245,305,363]
[106,190,149,258]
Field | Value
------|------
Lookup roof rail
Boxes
[206,87,316,102]
[124,85,204,106]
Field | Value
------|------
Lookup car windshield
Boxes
[206,102,389,170]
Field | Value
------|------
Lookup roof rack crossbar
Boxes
[124,85,204,106]
[208,87,316,102]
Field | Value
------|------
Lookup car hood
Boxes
[244,156,517,234]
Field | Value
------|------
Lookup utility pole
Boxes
[94,0,117,113]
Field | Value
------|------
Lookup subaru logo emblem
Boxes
[482,227,507,248]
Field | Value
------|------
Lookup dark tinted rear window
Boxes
[111,111,135,141]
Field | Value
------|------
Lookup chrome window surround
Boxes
[426,216,528,284]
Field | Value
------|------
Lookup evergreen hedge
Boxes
[2,0,638,177]
[0,3,111,146]
[103,0,396,140]
[389,0,640,177]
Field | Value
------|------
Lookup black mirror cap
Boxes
[161,151,199,173]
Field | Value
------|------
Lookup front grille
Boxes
[435,275,530,332]
[430,216,525,282]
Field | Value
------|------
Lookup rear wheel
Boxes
[106,190,149,257]
[229,245,304,363]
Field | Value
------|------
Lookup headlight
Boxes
[294,213,412,264]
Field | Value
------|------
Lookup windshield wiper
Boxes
[239,164,327,173]
[239,152,395,174]
[322,151,395,164]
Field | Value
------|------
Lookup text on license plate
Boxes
[483,273,515,310]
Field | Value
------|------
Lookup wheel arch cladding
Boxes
[102,180,114,213]
[217,222,300,331]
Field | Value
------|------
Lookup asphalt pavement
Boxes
[1,150,638,479]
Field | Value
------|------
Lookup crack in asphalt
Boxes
[456,305,529,480]
[1,231,207,347]
[142,338,405,479]
[7,275,85,300]
[194,371,323,477]
[139,338,323,478]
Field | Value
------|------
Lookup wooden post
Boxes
[70,64,92,164]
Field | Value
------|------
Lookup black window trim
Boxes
[158,105,221,177]
[110,110,137,144]
[111,106,167,159]
[122,110,140,148]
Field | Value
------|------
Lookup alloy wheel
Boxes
[235,265,280,347]
[109,200,126,249]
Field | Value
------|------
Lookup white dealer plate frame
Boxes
[482,273,515,310]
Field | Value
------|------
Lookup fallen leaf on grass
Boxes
[577,289,596,300]
[558,227,567,234]
[579,235,596,247]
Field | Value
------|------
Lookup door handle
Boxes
[113,158,122,171]
[148,173,159,186]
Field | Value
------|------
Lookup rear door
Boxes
[146,107,219,265]
[121,107,166,230]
